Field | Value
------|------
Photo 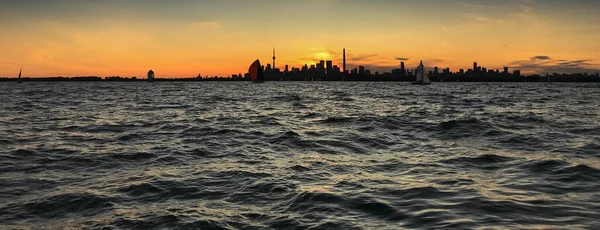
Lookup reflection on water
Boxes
[1,82,599,229]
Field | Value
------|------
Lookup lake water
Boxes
[1,82,599,229]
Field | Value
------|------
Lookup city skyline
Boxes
[1,0,599,77]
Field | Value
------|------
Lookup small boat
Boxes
[412,60,431,85]
[249,59,265,83]
[17,68,22,84]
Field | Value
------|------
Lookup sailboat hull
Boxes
[412,81,431,85]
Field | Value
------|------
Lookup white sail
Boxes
[422,68,431,84]
[416,61,424,82]
[413,60,431,85]
[418,60,431,83]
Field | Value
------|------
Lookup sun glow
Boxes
[314,52,332,61]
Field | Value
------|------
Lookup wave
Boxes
[17,192,113,219]
[435,117,509,139]
[441,154,516,170]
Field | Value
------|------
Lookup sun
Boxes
[314,51,332,61]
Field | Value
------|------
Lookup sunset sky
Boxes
[1,0,599,77]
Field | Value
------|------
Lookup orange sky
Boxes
[1,0,599,77]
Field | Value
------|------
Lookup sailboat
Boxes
[546,73,551,83]
[17,68,22,84]
[147,69,155,82]
[249,59,265,83]
[412,60,431,85]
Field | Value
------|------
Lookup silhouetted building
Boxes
[326,60,333,74]
[343,48,346,74]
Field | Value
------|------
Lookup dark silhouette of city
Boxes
[2,48,599,82]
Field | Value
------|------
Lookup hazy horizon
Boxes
[1,0,599,78]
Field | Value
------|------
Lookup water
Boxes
[1,82,599,229]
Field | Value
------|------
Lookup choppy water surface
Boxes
[1,82,599,229]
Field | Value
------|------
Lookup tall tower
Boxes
[343,48,346,74]
[272,47,276,70]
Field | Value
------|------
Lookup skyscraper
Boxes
[473,62,478,72]
[326,60,333,74]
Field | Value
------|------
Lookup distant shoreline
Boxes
[1,77,599,82]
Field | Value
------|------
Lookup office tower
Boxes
[333,65,340,73]
[318,60,325,74]
[326,60,333,74]
[473,62,478,72]
[513,70,521,77]
[504,67,509,74]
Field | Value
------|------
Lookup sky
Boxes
[1,0,599,77]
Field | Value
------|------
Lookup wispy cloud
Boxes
[395,57,410,61]
[461,2,504,9]
[348,53,379,62]
[508,55,599,74]
[473,16,506,24]
[190,21,221,28]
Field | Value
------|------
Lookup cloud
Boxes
[326,49,340,55]
[473,16,506,24]
[395,57,410,61]
[190,21,221,28]
[533,55,551,60]
[508,55,599,74]
[461,2,505,9]
[348,53,379,62]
